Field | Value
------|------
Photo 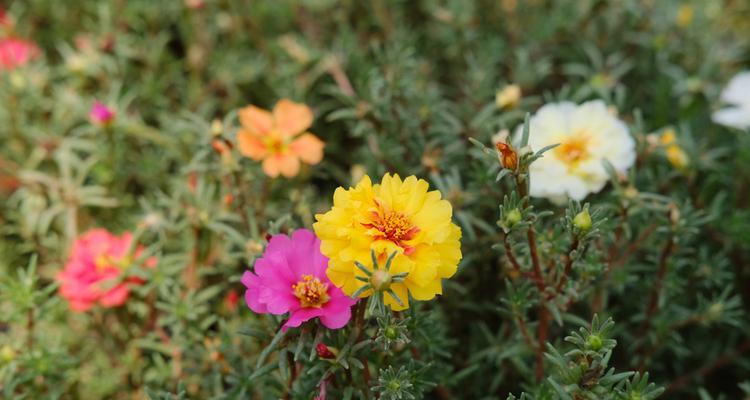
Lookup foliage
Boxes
[1,0,749,399]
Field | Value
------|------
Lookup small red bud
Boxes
[316,343,336,359]
[211,139,230,155]
[224,290,239,312]
[187,172,198,193]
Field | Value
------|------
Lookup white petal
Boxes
[712,107,750,130]
[720,72,750,107]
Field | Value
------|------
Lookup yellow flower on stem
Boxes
[236,99,324,178]
[313,173,462,311]
[660,128,689,170]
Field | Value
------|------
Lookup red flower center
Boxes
[362,200,420,255]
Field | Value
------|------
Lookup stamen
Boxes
[292,275,330,308]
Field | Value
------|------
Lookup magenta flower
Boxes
[241,229,356,330]
[89,101,116,126]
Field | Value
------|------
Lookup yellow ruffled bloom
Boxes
[313,174,462,311]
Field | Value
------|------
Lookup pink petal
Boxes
[241,271,268,314]
[283,308,324,330]
[99,284,129,307]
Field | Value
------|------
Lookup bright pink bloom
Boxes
[241,229,356,330]
[0,37,38,70]
[89,101,116,126]
[57,229,155,312]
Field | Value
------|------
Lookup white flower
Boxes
[516,100,635,202]
[712,71,750,130]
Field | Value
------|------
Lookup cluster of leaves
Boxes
[1,0,749,399]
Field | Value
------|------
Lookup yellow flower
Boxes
[665,145,688,169]
[660,128,689,169]
[313,174,462,311]
[676,5,694,28]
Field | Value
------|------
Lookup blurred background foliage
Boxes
[1,0,749,399]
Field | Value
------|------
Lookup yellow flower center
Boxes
[292,275,330,308]
[362,200,420,255]
[264,132,289,154]
[555,133,592,167]
[94,254,131,271]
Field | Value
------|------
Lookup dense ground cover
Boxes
[1,1,750,399]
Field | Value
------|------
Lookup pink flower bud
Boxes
[89,101,116,126]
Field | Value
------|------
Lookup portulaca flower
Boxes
[516,100,635,202]
[712,72,750,131]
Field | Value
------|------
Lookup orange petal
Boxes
[272,99,313,137]
[237,130,268,160]
[290,133,325,165]
[262,154,301,178]
[238,105,273,136]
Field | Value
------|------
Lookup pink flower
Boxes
[0,37,39,70]
[241,229,356,330]
[57,229,156,312]
[89,101,116,126]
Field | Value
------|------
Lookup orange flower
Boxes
[236,99,324,178]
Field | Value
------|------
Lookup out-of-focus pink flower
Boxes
[57,229,156,312]
[184,0,206,10]
[314,378,328,400]
[89,101,116,126]
[241,229,356,330]
[0,37,39,70]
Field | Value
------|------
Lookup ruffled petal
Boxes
[239,105,273,136]
[290,133,325,165]
[262,154,300,178]
[283,308,324,330]
[237,130,269,160]
[273,100,313,137]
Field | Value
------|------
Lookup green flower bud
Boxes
[587,334,603,351]
[384,326,399,340]
[505,209,522,226]
[573,209,592,231]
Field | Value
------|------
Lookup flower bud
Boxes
[495,142,518,170]
[495,84,521,109]
[210,119,223,136]
[316,343,336,359]
[370,269,392,291]
[586,334,603,351]
[211,139,230,155]
[573,209,592,231]
[384,326,399,340]
[89,101,116,126]
[505,209,522,227]
[0,345,15,363]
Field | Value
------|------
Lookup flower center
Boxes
[94,254,131,271]
[292,275,330,308]
[555,133,591,167]
[265,133,289,154]
[362,201,420,255]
